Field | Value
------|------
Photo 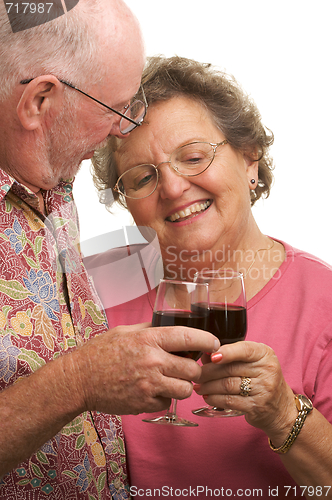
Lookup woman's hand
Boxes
[195,341,332,498]
[195,341,297,442]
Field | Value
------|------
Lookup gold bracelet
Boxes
[269,394,313,454]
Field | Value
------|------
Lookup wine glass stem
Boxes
[170,398,177,414]
[165,399,178,420]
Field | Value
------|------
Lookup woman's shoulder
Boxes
[83,243,145,270]
[249,238,332,311]
[281,239,332,278]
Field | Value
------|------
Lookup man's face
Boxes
[43,94,116,186]
[31,7,145,191]
[43,59,144,188]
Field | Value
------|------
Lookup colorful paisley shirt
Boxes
[0,168,129,500]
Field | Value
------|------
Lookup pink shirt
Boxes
[89,240,332,499]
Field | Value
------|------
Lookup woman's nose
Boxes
[157,163,192,199]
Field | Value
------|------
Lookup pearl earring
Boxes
[250,179,256,185]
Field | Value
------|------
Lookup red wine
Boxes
[152,310,208,360]
[207,304,247,344]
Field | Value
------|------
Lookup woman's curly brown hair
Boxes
[92,55,274,209]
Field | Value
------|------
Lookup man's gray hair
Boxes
[0,0,107,101]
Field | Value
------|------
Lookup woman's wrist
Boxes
[269,395,314,454]
[265,390,299,447]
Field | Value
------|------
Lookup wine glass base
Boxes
[192,406,244,418]
[142,414,199,426]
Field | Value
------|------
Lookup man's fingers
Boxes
[152,326,220,356]
[145,325,220,385]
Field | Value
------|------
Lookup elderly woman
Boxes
[91,56,332,498]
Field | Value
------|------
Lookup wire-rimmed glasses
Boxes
[114,140,228,199]
[20,78,147,135]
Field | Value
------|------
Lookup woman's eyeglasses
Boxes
[114,140,228,199]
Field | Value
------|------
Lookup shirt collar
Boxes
[0,168,15,203]
[0,167,74,208]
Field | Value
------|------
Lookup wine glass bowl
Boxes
[142,279,209,426]
[192,270,247,417]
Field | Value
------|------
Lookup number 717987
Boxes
[284,486,331,497]
[6,3,54,14]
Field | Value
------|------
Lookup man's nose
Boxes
[108,117,131,139]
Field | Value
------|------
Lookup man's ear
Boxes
[16,75,63,130]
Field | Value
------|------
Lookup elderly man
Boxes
[0,1,218,498]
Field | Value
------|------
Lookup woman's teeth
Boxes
[168,200,211,222]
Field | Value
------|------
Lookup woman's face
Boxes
[114,96,257,261]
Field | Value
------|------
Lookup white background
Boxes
[74,0,332,263]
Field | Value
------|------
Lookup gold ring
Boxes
[240,377,251,397]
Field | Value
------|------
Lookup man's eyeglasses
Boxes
[20,77,147,135]
[114,140,228,200]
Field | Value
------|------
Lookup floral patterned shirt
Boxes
[0,168,129,500]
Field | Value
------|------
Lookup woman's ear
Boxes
[244,152,259,189]
[16,75,62,130]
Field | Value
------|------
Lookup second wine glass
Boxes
[142,279,209,426]
[193,270,247,417]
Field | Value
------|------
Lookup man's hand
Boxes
[0,323,218,476]
[68,323,220,415]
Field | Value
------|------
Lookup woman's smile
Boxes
[166,199,212,222]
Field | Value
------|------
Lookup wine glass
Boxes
[142,279,209,426]
[192,270,247,417]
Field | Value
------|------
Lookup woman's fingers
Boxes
[195,341,296,434]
